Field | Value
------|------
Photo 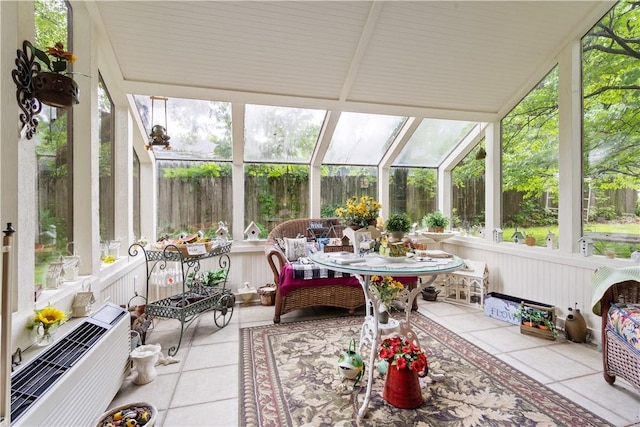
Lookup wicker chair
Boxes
[265,218,366,323]
[599,280,640,389]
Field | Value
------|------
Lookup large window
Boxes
[582,0,640,258]
[321,165,378,219]
[389,167,436,224]
[98,75,114,243]
[501,67,559,246]
[35,0,72,286]
[452,141,486,234]
[156,160,232,236]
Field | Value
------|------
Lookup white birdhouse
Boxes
[244,221,261,240]
[492,228,503,244]
[512,229,525,244]
[579,236,594,257]
[216,221,229,241]
[546,230,557,250]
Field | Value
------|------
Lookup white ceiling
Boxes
[90,1,614,123]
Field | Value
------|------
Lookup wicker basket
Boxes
[167,241,214,258]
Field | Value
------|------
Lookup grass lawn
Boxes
[503,221,640,258]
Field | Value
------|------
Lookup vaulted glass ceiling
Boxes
[133,95,480,168]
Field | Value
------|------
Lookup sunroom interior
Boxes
[3,0,640,425]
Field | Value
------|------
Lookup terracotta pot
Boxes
[525,236,536,246]
[383,366,423,409]
[33,72,79,108]
[428,227,444,233]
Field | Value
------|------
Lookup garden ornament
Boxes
[337,338,365,386]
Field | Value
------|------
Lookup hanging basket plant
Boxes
[31,42,79,108]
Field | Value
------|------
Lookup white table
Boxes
[309,251,464,419]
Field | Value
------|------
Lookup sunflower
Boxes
[27,304,67,332]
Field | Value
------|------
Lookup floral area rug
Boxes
[239,313,612,427]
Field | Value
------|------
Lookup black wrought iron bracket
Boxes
[11,40,42,140]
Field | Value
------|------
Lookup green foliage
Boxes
[162,162,229,180]
[322,204,342,218]
[385,213,411,232]
[421,211,449,229]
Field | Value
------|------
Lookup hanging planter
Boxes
[33,71,79,108]
[12,40,79,139]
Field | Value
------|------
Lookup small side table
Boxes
[309,252,464,419]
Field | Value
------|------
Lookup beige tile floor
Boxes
[108,299,640,427]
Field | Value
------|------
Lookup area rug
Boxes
[239,313,612,426]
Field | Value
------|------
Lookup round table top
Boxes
[309,251,464,277]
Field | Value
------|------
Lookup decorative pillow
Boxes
[284,237,307,262]
[275,237,286,252]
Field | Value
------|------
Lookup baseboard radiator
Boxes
[11,303,130,426]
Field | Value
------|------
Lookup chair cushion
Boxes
[607,303,640,351]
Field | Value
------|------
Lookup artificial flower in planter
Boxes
[379,336,428,374]
[335,196,381,229]
[27,304,68,346]
[30,41,79,108]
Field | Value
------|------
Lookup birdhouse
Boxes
[578,236,594,257]
[512,229,525,244]
[546,230,557,250]
[216,221,229,241]
[478,228,485,238]
[492,228,503,244]
[244,221,261,240]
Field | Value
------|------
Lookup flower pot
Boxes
[378,310,389,324]
[383,366,424,408]
[525,236,536,246]
[33,72,79,108]
[428,227,444,233]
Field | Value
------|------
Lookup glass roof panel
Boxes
[133,95,232,161]
[393,119,477,168]
[244,104,326,163]
[324,112,406,165]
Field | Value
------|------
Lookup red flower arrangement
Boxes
[379,336,428,375]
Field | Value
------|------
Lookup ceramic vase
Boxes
[383,366,424,408]
[378,303,389,324]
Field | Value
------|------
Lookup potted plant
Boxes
[515,304,535,327]
[30,41,79,108]
[335,196,381,229]
[385,213,411,239]
[421,211,449,233]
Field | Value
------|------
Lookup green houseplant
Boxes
[421,211,449,232]
[386,213,411,238]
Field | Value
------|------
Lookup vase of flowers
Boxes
[27,304,67,346]
[30,41,79,108]
[379,336,428,408]
[335,196,381,229]
[369,275,405,323]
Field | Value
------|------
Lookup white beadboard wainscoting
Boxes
[443,236,638,345]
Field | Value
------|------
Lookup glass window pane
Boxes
[156,160,232,236]
[98,76,115,242]
[389,167,436,225]
[133,151,141,240]
[394,119,476,168]
[245,163,310,235]
[244,105,325,163]
[324,112,406,165]
[321,166,378,220]
[501,67,559,246]
[133,95,232,161]
[452,141,486,235]
[35,0,72,287]
[582,1,640,258]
